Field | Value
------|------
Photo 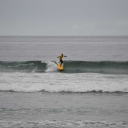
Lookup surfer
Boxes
[57,54,67,66]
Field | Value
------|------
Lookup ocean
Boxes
[0,36,128,128]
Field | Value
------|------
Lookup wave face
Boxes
[0,61,46,72]
[0,61,128,74]
[65,61,128,74]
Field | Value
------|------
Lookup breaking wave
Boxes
[0,60,128,74]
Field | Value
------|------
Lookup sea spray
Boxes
[45,61,58,72]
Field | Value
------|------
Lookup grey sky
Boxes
[0,0,128,36]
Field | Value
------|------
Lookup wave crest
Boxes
[0,61,128,74]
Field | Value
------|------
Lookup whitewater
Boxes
[0,36,128,128]
[0,61,128,93]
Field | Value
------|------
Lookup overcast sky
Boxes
[0,0,128,36]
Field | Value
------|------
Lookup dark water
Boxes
[0,60,128,74]
[0,36,128,128]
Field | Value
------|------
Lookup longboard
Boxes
[57,63,64,71]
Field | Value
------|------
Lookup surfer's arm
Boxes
[64,56,67,57]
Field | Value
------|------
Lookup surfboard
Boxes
[57,63,64,71]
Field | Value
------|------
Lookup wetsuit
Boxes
[59,54,63,65]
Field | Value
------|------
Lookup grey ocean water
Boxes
[0,36,128,61]
[0,36,128,128]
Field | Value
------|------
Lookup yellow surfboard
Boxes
[57,63,64,71]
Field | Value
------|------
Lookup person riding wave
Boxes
[57,54,67,66]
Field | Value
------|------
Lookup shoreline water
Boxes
[0,92,128,128]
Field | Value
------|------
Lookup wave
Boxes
[0,90,128,94]
[0,61,46,72]
[0,61,128,74]
[0,67,128,93]
[0,120,127,128]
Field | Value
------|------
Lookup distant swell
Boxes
[0,90,127,93]
[0,61,128,74]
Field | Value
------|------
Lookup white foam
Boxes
[0,120,127,127]
[45,61,58,72]
[0,72,128,93]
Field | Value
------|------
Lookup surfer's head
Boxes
[61,53,63,56]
